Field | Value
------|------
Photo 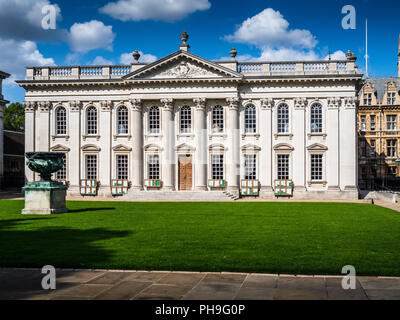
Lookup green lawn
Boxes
[0,200,399,276]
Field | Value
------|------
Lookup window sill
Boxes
[113,134,132,141]
[308,133,327,140]
[82,135,100,141]
[145,134,163,139]
[274,133,293,140]
[307,180,327,187]
[177,133,195,139]
[209,133,227,139]
[51,135,69,141]
[242,133,260,140]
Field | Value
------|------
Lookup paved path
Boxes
[1,269,399,300]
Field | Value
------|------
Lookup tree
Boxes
[4,102,24,132]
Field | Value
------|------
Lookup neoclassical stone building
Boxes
[17,33,363,199]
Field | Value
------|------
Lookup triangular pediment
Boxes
[307,143,328,151]
[50,144,70,152]
[123,50,242,80]
[175,143,196,152]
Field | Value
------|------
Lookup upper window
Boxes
[370,115,376,131]
[360,116,366,132]
[387,92,396,105]
[244,105,257,134]
[55,106,67,135]
[117,106,129,135]
[277,104,289,133]
[387,115,397,131]
[387,139,397,158]
[363,93,372,105]
[180,106,192,134]
[311,103,323,133]
[86,107,97,135]
[212,106,224,133]
[149,106,160,134]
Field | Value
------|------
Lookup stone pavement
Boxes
[1,269,400,300]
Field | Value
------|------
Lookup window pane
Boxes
[212,155,224,180]
[56,107,67,135]
[117,155,128,180]
[86,155,97,180]
[86,107,97,135]
[148,155,160,180]
[55,155,67,180]
[244,154,257,180]
[117,106,128,134]
[277,155,289,180]
[212,106,224,133]
[311,104,323,133]
[149,106,160,134]
[311,155,323,181]
[245,105,256,134]
[278,104,289,133]
[180,106,192,134]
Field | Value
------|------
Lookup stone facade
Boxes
[17,35,363,199]
[0,70,10,189]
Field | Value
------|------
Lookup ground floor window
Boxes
[277,154,289,180]
[116,155,129,180]
[55,154,67,180]
[212,154,224,180]
[85,155,97,180]
[148,155,160,180]
[387,139,397,158]
[244,154,257,180]
[311,154,323,181]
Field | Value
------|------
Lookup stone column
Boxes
[226,98,240,192]
[326,98,341,191]
[161,98,175,190]
[259,99,274,195]
[130,99,143,190]
[69,101,81,192]
[293,98,307,191]
[193,98,207,190]
[24,102,37,182]
[37,101,51,152]
[340,97,358,195]
[99,101,112,195]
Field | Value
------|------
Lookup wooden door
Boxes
[179,155,192,190]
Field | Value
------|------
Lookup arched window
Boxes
[311,103,323,133]
[117,106,129,135]
[212,106,224,133]
[180,106,192,134]
[86,106,97,135]
[277,104,289,133]
[149,106,160,134]
[55,106,67,135]
[245,105,256,134]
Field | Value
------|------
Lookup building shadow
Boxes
[67,207,116,213]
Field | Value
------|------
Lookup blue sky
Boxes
[1,0,399,103]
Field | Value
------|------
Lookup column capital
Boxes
[38,101,51,112]
[226,97,239,110]
[327,97,341,109]
[69,101,82,112]
[294,98,307,110]
[100,100,113,112]
[343,97,357,109]
[23,101,37,113]
[193,98,207,110]
[130,99,142,111]
[260,98,274,110]
[161,98,174,112]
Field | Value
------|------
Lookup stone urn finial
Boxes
[230,48,237,60]
[346,50,357,62]
[179,31,190,52]
[132,50,141,63]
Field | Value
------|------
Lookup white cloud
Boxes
[258,48,319,61]
[0,0,66,41]
[100,0,211,22]
[91,56,114,65]
[0,38,55,85]
[68,20,116,53]
[324,50,347,61]
[225,8,317,50]
[120,51,158,64]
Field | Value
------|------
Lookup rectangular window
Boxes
[360,116,366,131]
[212,155,224,180]
[363,93,372,105]
[361,167,367,180]
[360,141,367,158]
[55,155,67,180]
[244,154,257,180]
[370,140,376,157]
[387,140,397,157]
[387,115,397,131]
[370,115,376,131]
[388,166,397,177]
[311,154,323,181]
[277,155,289,180]
[116,155,128,180]
[387,92,396,105]
[85,155,97,180]
[148,155,160,180]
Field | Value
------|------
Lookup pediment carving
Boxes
[144,144,163,152]
[273,143,294,151]
[50,144,70,152]
[307,143,328,151]
[81,144,101,152]
[176,143,196,152]
[113,144,132,152]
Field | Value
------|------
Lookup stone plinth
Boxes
[22,181,68,215]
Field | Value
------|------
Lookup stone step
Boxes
[121,191,235,201]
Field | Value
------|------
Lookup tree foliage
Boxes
[4,102,24,132]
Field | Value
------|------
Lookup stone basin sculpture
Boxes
[22,152,68,214]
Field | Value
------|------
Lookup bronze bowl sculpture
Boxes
[25,152,65,181]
